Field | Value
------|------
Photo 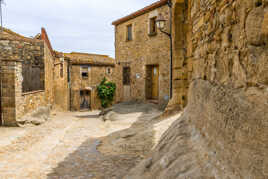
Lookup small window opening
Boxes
[127,24,133,41]
[82,72,88,78]
[255,0,262,7]
[149,17,157,36]
[80,90,84,96]
[81,66,89,79]
[60,63,63,78]
[107,67,112,75]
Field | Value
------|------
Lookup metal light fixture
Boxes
[156,0,173,99]
[156,13,166,31]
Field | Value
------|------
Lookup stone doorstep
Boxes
[146,99,159,104]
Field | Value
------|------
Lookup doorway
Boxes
[80,90,91,110]
[123,67,131,101]
[146,65,159,100]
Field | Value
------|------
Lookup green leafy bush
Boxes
[97,77,116,108]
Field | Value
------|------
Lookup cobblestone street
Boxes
[0,103,179,179]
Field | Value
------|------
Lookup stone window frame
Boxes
[148,16,157,36]
[106,67,112,75]
[126,24,133,41]
[80,65,90,79]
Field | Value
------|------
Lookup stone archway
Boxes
[167,0,191,110]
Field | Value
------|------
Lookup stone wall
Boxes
[53,57,70,111]
[126,80,268,178]
[114,4,171,107]
[189,0,268,88]
[166,0,190,110]
[1,61,16,126]
[70,64,114,111]
[125,0,268,178]
[44,43,55,107]
[169,0,268,108]
[0,31,54,125]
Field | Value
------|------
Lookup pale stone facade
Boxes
[113,1,171,108]
[64,52,115,111]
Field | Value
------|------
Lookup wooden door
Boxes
[151,66,159,99]
[123,67,131,101]
[145,66,153,99]
[80,90,90,110]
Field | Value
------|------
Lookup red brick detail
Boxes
[112,0,168,26]
[41,27,55,56]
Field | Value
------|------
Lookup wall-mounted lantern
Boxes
[156,0,173,99]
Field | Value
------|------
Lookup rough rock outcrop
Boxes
[17,106,51,126]
[125,80,268,179]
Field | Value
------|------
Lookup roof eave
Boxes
[112,0,168,26]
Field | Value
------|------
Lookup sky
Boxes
[2,0,157,57]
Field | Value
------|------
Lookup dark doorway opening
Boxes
[80,90,91,110]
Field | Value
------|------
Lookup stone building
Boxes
[126,1,268,178]
[0,27,116,125]
[112,0,171,107]
[0,28,54,126]
[53,51,71,111]
[63,52,115,111]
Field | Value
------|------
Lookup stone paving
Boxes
[0,109,137,179]
[0,102,179,179]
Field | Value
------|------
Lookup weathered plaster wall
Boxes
[114,4,171,107]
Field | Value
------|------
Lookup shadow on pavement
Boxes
[47,102,164,179]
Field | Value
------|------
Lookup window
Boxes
[81,66,90,79]
[127,24,133,41]
[123,67,130,85]
[149,17,157,36]
[60,63,63,78]
[106,67,112,75]
[22,55,45,93]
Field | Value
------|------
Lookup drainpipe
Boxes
[66,57,72,111]
[158,0,173,99]
[168,0,173,99]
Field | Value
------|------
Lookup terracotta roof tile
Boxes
[64,52,115,66]
[112,0,168,25]
[41,28,55,56]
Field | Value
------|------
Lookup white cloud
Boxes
[2,0,157,57]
